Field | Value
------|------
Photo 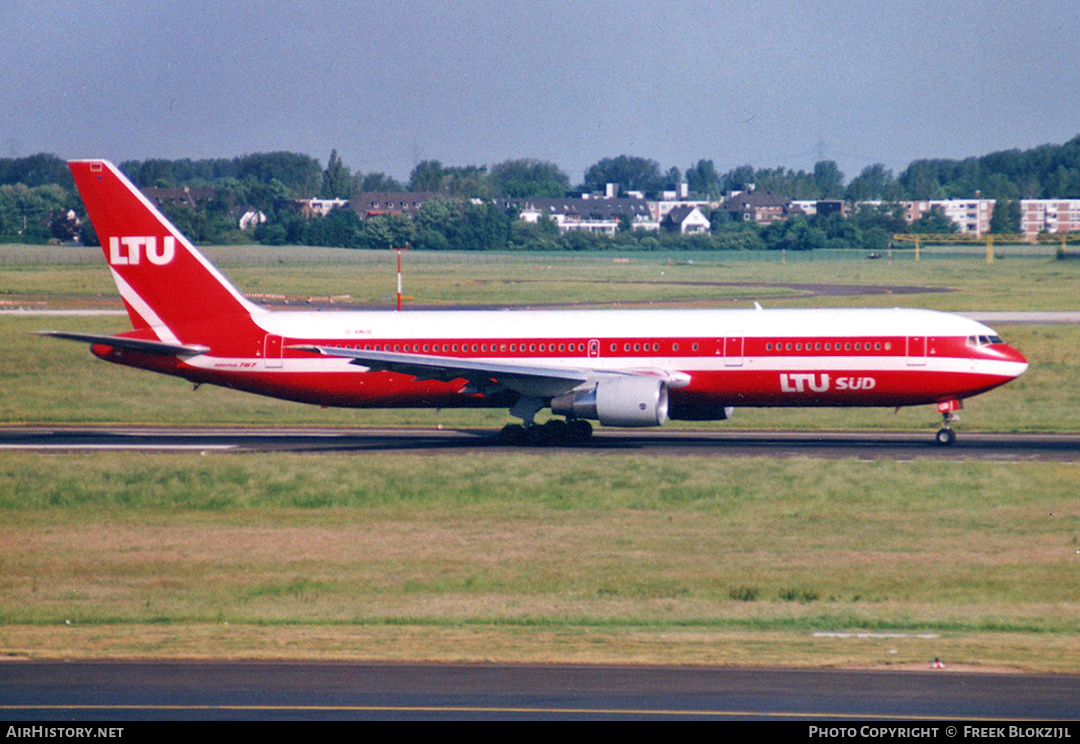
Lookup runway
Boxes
[3,425,1080,460]
[2,661,1079,721]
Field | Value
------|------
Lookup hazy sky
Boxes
[5,0,1079,184]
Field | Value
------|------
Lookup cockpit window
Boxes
[967,335,1005,347]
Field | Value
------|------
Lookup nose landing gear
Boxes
[935,423,957,446]
[934,400,962,445]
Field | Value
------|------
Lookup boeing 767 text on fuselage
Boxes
[44,160,1028,445]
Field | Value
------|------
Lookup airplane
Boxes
[43,159,1028,446]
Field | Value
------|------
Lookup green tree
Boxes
[448,203,510,251]
[910,206,958,234]
[812,160,845,198]
[582,155,664,193]
[320,149,352,199]
[989,199,1021,234]
[845,164,894,201]
[409,160,445,192]
[356,172,406,193]
[443,165,488,198]
[487,159,570,198]
[685,159,722,199]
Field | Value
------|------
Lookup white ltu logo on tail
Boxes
[109,236,176,266]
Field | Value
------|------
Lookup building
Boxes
[350,192,445,219]
[791,200,846,218]
[296,198,349,219]
[142,186,217,209]
[661,205,711,234]
[721,190,792,225]
[1020,199,1080,236]
[514,197,657,235]
[903,199,995,235]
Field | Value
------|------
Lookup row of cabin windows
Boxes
[334,340,890,354]
[764,341,891,352]
[344,342,590,353]
[343,342,696,354]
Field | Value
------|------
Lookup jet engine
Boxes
[550,377,669,427]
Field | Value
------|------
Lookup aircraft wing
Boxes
[39,331,210,357]
[290,344,595,398]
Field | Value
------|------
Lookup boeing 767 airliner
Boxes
[44,159,1028,445]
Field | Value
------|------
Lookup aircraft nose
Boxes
[998,343,1028,375]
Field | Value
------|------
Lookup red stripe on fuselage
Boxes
[95,333,1024,412]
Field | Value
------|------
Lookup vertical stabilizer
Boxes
[69,160,264,348]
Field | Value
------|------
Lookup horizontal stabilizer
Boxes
[39,331,210,356]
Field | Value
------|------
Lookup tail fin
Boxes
[69,160,264,347]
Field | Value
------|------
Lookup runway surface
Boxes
[2,661,1079,721]
[3,425,1080,460]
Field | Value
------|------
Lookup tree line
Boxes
[1,135,1078,247]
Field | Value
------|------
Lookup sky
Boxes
[4,0,1079,185]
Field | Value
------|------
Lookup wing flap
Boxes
[290,344,590,397]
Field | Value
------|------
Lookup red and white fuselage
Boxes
[53,160,1028,438]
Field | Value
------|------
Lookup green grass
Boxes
[6,244,1080,310]
[4,246,1080,669]
[2,452,1078,630]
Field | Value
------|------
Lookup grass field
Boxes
[2,245,1080,671]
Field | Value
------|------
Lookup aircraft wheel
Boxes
[499,423,526,445]
[542,419,569,444]
[935,428,956,446]
[524,424,548,446]
[567,419,593,443]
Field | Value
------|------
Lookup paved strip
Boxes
[2,662,1078,721]
[3,426,1080,460]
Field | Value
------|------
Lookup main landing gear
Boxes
[498,418,593,446]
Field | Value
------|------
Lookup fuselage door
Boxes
[588,339,600,359]
[263,334,284,369]
[906,336,927,366]
[724,336,744,367]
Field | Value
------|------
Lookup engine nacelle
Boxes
[551,377,669,427]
